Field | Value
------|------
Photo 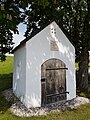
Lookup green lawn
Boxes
[0,102,90,120]
[0,56,90,120]
[0,56,13,91]
[0,56,13,74]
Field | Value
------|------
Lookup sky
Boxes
[13,23,26,48]
[6,23,26,56]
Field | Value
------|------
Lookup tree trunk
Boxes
[77,47,89,91]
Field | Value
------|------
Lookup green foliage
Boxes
[0,0,89,62]
[24,0,65,37]
[0,0,50,61]
[0,0,25,61]
[24,0,90,56]
[0,0,90,91]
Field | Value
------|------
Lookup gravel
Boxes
[2,89,90,117]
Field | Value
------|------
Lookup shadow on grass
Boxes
[0,92,11,114]
[0,73,13,114]
[0,73,12,92]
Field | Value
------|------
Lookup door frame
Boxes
[41,58,68,106]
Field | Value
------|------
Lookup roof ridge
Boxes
[12,20,73,53]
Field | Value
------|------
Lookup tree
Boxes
[67,0,90,91]
[0,0,28,61]
[0,0,90,91]
[0,0,49,61]
[0,1,19,61]
[77,0,90,91]
[60,0,90,91]
[24,0,90,91]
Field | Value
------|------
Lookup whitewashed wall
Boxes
[25,21,76,108]
[13,44,26,105]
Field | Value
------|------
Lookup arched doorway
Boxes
[41,58,68,106]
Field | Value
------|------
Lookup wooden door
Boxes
[41,58,67,106]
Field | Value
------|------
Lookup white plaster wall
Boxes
[25,21,76,108]
[13,44,26,105]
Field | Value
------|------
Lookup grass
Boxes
[0,56,13,74]
[0,56,90,119]
[0,103,90,120]
[0,56,13,91]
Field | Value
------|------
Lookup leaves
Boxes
[0,0,23,61]
[0,0,90,61]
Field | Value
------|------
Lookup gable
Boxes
[26,21,75,61]
[12,20,74,53]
